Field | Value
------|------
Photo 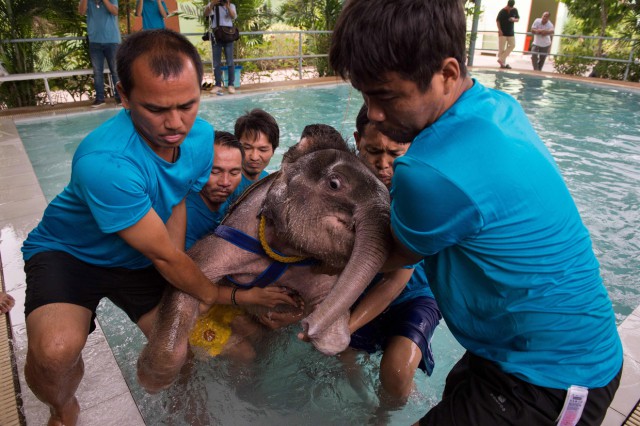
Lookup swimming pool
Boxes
[16,71,640,424]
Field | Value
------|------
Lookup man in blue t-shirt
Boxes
[20,30,298,426]
[78,0,121,107]
[329,1,622,425]
[230,108,279,198]
[185,131,243,250]
[135,0,168,29]
[342,104,441,408]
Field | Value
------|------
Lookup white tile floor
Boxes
[1,76,640,423]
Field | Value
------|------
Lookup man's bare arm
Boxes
[78,0,88,15]
[118,208,218,305]
[101,0,118,16]
[349,268,414,334]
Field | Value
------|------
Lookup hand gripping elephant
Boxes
[137,129,391,393]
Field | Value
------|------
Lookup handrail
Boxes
[466,30,639,79]
[0,69,110,105]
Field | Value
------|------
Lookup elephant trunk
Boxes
[301,202,391,347]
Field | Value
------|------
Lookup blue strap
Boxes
[213,224,317,288]
[225,262,289,289]
[215,225,264,255]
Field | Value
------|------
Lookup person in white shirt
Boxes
[530,11,554,71]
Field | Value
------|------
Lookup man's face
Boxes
[355,124,408,189]
[200,145,243,206]
[358,71,448,143]
[240,131,274,180]
[119,55,201,161]
[541,12,550,24]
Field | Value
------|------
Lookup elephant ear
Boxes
[283,124,353,164]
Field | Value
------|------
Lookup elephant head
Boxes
[261,127,392,348]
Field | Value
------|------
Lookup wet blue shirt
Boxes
[22,109,213,269]
[185,190,233,250]
[391,80,622,390]
[231,170,268,199]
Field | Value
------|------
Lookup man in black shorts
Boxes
[21,29,295,426]
[327,1,622,425]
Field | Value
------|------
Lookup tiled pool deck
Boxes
[0,71,639,425]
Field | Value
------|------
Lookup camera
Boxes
[218,0,228,4]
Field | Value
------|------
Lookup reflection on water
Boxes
[18,72,640,423]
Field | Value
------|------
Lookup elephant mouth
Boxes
[323,213,355,232]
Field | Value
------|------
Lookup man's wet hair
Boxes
[117,29,203,96]
[330,0,467,92]
[283,124,349,164]
[234,108,280,150]
[355,104,411,144]
[214,130,244,161]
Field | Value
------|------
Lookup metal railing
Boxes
[0,30,331,106]
[467,30,639,81]
[1,29,638,107]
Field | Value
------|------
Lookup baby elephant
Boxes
[137,126,391,393]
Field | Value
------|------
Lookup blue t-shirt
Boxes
[22,109,213,269]
[230,170,268,200]
[185,190,233,250]
[391,261,434,306]
[86,0,121,43]
[139,0,167,29]
[391,80,622,390]
[362,261,434,307]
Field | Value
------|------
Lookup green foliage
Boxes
[589,50,640,82]
[279,0,342,76]
[0,0,89,107]
[553,16,638,81]
[559,0,628,34]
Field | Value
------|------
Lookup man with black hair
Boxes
[21,30,293,425]
[327,1,622,424]
[343,104,441,409]
[496,0,520,69]
[232,108,280,196]
[185,131,243,249]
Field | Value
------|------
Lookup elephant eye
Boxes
[328,176,342,190]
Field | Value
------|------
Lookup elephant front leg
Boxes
[137,289,200,393]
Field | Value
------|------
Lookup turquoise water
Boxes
[16,72,640,424]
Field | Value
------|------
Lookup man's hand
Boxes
[257,309,305,330]
[239,286,303,308]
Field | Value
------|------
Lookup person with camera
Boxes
[204,0,238,95]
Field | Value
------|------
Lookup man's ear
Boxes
[440,58,461,95]
[116,82,129,109]
[353,131,361,151]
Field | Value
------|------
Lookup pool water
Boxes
[16,71,640,424]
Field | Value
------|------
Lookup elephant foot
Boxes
[136,343,188,394]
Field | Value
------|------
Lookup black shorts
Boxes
[25,251,168,333]
[420,351,622,426]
